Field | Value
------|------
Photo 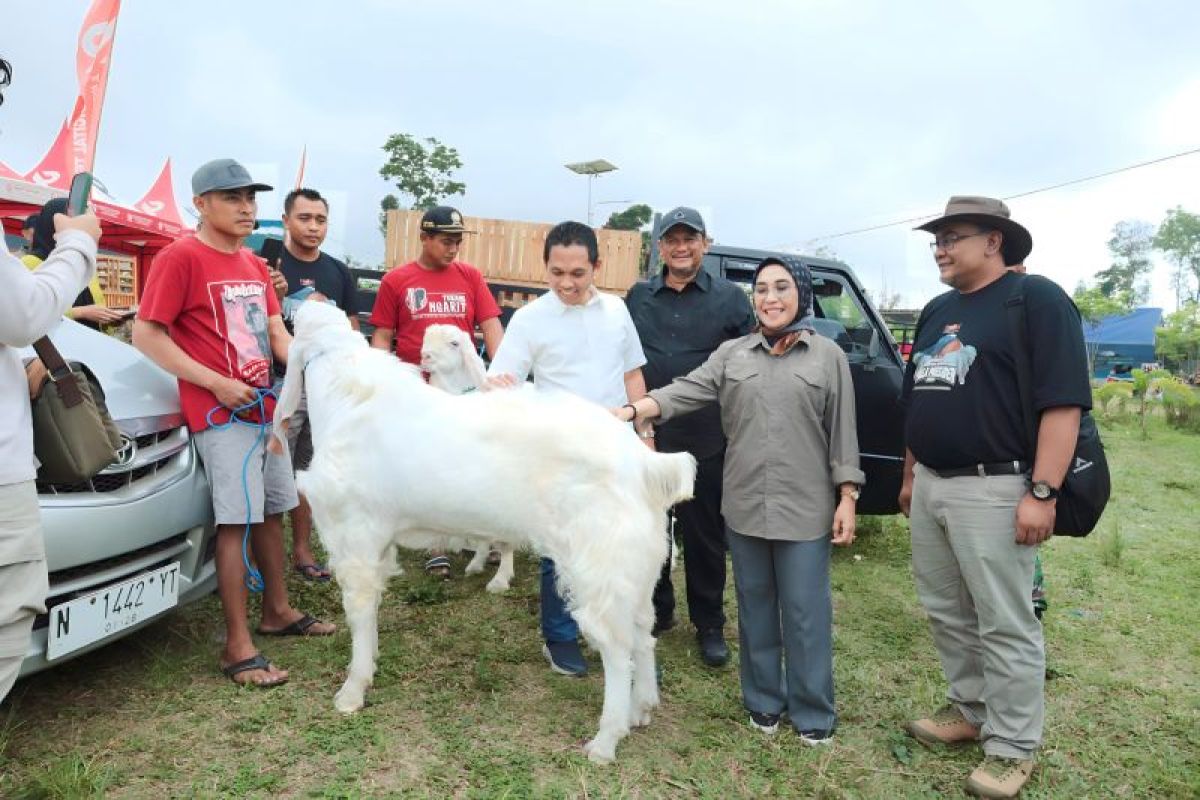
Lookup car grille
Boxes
[33,533,190,631]
[37,427,190,496]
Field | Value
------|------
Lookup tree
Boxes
[378,194,399,237]
[1074,282,1127,376]
[602,203,651,231]
[603,204,653,271]
[1073,282,1126,325]
[378,133,466,236]
[1094,219,1154,307]
[1153,207,1200,308]
[1155,302,1200,376]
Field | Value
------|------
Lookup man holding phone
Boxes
[134,158,334,690]
[1,52,107,703]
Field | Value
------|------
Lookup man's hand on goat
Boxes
[210,376,259,409]
[483,373,519,391]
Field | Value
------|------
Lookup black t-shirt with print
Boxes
[901,271,1092,470]
[278,248,358,334]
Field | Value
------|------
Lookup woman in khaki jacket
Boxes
[615,255,863,744]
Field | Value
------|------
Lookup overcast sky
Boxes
[3,0,1199,309]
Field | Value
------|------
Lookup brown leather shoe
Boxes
[905,704,981,746]
[965,756,1034,798]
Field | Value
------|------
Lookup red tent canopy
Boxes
[1,175,190,296]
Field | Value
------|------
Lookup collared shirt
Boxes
[487,288,646,408]
[649,331,864,541]
[625,268,755,458]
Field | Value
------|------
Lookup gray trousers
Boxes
[0,481,48,704]
[909,464,1044,759]
[728,529,835,733]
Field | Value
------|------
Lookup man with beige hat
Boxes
[898,196,1090,798]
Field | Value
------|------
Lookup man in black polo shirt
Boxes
[274,187,358,581]
[625,207,754,667]
[899,196,1090,799]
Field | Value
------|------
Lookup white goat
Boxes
[273,302,696,764]
[419,324,514,591]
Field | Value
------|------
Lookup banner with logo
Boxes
[66,0,122,174]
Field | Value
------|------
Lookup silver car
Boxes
[17,318,217,677]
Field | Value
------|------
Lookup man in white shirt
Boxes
[489,220,651,676]
[0,193,102,702]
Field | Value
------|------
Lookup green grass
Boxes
[1,418,1197,798]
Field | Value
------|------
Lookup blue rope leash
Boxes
[205,388,277,594]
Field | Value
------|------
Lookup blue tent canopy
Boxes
[1083,307,1162,378]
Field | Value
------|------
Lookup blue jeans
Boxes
[540,557,578,643]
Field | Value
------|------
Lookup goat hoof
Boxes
[628,709,652,728]
[485,578,511,594]
[583,738,616,765]
[334,685,365,714]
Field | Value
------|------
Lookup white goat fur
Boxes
[419,324,514,591]
[274,302,697,764]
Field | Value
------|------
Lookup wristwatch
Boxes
[840,486,861,501]
[1029,480,1060,501]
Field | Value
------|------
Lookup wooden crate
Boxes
[97,253,137,309]
[384,210,643,296]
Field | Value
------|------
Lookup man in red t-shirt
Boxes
[369,205,503,364]
[368,205,503,577]
[133,158,334,689]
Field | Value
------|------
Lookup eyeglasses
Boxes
[929,231,991,252]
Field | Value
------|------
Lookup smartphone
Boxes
[67,172,94,217]
[258,236,283,269]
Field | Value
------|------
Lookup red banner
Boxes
[66,0,121,174]
[0,161,21,180]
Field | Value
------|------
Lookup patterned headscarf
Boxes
[752,255,815,355]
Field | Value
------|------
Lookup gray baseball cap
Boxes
[658,206,706,238]
[191,158,273,196]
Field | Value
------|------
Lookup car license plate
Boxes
[46,562,180,661]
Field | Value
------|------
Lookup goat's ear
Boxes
[462,333,487,389]
[272,338,306,453]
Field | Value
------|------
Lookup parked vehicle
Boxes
[17,319,218,678]
[352,245,906,514]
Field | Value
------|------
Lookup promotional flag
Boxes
[294,146,307,189]
[66,0,122,173]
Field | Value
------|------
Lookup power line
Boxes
[808,146,1200,243]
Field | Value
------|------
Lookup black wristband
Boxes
[623,403,638,421]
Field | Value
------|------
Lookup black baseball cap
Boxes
[658,206,706,238]
[420,206,474,234]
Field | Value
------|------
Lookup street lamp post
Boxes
[565,159,618,226]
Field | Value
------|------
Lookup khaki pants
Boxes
[0,481,48,704]
[909,464,1044,759]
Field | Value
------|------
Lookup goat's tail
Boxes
[641,450,697,510]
